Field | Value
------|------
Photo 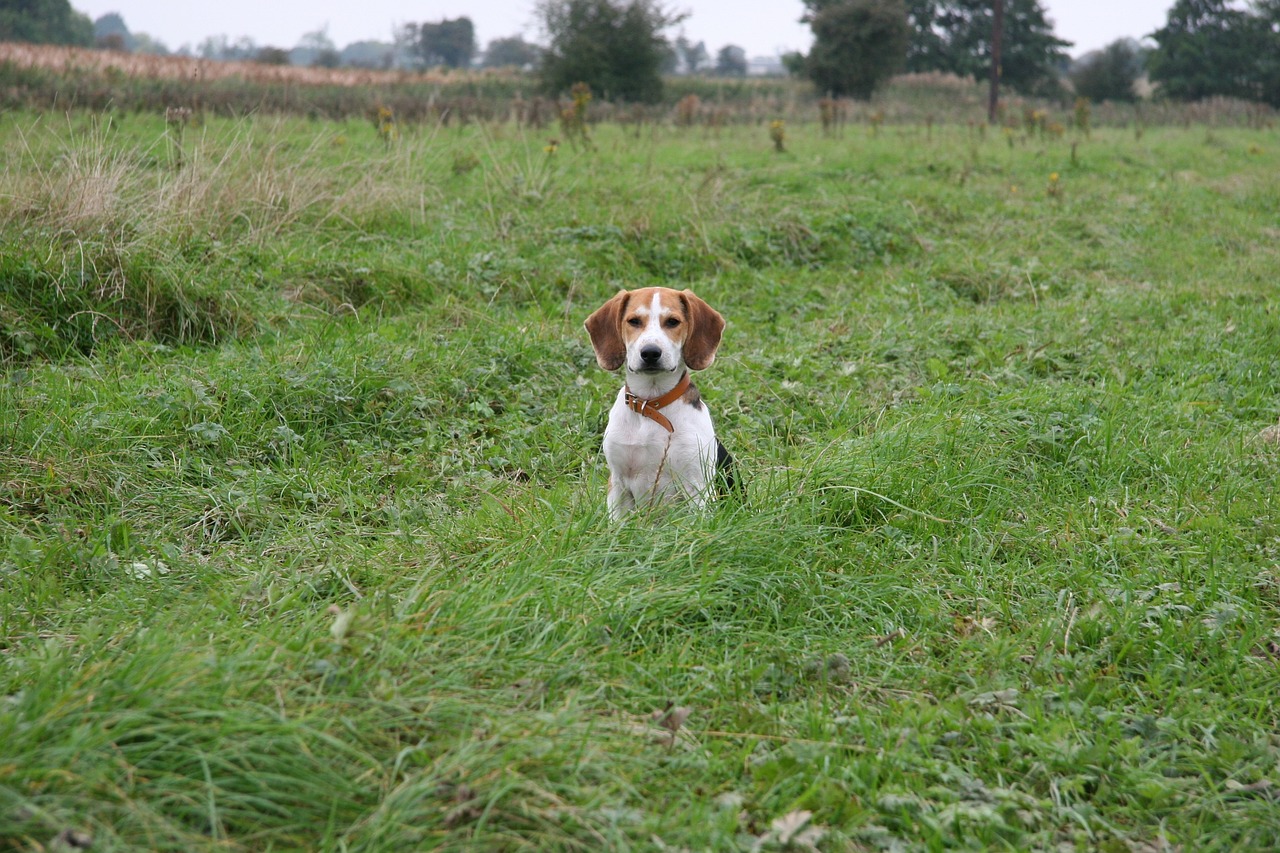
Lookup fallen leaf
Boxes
[771,809,814,845]
[443,802,483,828]
[714,791,745,811]
[126,560,169,580]
[967,688,1028,717]
[652,704,692,735]
[329,605,355,642]
[1251,641,1280,661]
[49,829,93,851]
[440,782,483,827]
[1225,779,1278,799]
[1254,424,1280,446]
[623,705,697,752]
[754,809,828,851]
[954,615,997,637]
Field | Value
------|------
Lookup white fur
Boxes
[603,377,717,519]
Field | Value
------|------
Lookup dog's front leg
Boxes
[607,475,634,520]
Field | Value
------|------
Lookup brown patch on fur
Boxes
[680,381,704,410]
[678,290,724,371]
[584,290,631,371]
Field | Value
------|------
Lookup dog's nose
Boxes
[640,346,662,366]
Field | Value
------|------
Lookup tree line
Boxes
[532,0,1280,108]
[803,0,1279,108]
[2,0,1278,108]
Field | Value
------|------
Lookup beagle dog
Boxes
[585,287,737,519]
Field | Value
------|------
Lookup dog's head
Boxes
[584,287,724,375]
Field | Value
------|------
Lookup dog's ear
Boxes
[680,290,725,371]
[584,290,630,371]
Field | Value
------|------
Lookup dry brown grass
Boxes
[890,71,981,92]
[27,137,134,233]
[0,115,442,249]
[0,41,459,87]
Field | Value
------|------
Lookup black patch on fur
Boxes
[681,381,704,410]
[715,439,743,499]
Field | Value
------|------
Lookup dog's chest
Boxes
[602,393,714,481]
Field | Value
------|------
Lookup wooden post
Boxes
[988,0,1003,124]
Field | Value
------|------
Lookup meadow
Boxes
[1,101,1279,851]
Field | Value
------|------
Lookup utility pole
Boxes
[988,0,1004,123]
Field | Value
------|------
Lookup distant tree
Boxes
[93,12,133,50]
[297,27,335,54]
[674,35,709,73]
[199,34,258,61]
[672,34,690,72]
[780,50,806,76]
[1070,38,1145,102]
[131,33,169,55]
[803,0,909,98]
[715,44,748,76]
[290,26,339,67]
[905,0,947,71]
[536,0,685,102]
[255,46,292,65]
[905,0,1071,95]
[95,31,126,51]
[1261,0,1280,104]
[414,17,477,68]
[1147,0,1280,106]
[0,0,93,45]
[659,41,680,74]
[687,40,709,72]
[391,23,419,67]
[483,35,541,68]
[196,35,224,59]
[342,41,395,69]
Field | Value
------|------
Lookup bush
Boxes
[804,0,909,99]
[536,0,682,102]
[1070,39,1144,102]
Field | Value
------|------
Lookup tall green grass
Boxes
[2,111,1279,850]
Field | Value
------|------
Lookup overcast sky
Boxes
[71,1,1175,59]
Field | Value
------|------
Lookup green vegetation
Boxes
[536,0,683,102]
[0,0,92,46]
[2,106,1280,851]
[406,17,478,70]
[1070,39,1146,104]
[1148,0,1280,107]
[906,0,1072,96]
[803,0,910,98]
[3,55,1273,133]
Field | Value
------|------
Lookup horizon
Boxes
[70,1,1175,63]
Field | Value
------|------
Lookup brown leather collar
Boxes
[624,372,690,433]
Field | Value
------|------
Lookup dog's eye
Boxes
[664,317,680,328]
[627,317,642,327]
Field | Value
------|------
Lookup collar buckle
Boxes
[623,372,690,434]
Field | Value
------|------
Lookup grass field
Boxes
[2,108,1280,850]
